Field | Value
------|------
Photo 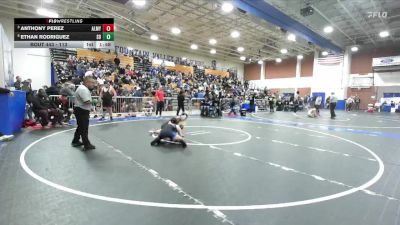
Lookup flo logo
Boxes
[367,12,388,18]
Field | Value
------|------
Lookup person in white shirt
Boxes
[346,97,354,111]
[315,96,322,116]
[72,76,96,151]
[329,92,338,119]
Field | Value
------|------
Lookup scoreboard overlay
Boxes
[14,18,114,49]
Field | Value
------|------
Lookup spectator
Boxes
[114,55,120,67]
[177,90,185,116]
[133,87,143,97]
[45,83,61,96]
[21,79,32,92]
[155,86,165,117]
[346,97,354,111]
[229,96,237,116]
[31,89,63,127]
[14,76,22,90]
[293,95,300,113]
[354,95,361,110]
[249,94,255,113]
[268,94,274,112]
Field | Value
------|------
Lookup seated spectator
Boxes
[133,87,143,97]
[45,83,61,96]
[31,89,64,127]
[21,79,32,92]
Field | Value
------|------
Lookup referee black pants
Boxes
[156,101,164,116]
[73,107,91,146]
[330,102,337,118]
[176,104,185,115]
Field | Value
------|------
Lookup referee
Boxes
[71,76,96,151]
[329,92,338,119]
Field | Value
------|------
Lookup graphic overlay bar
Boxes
[14,18,114,49]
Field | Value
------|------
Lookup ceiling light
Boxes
[210,49,216,54]
[280,48,288,54]
[150,34,158,40]
[221,2,234,13]
[36,8,59,18]
[43,0,54,3]
[182,57,187,60]
[258,60,263,64]
[231,30,240,38]
[209,39,217,45]
[275,58,282,63]
[287,33,296,42]
[190,44,198,50]
[240,56,246,61]
[297,55,303,59]
[237,46,244,52]
[132,0,146,7]
[321,51,329,56]
[131,27,135,31]
[323,26,333,33]
[351,46,358,52]
[379,31,389,38]
[171,27,181,35]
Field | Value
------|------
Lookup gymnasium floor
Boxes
[1,110,400,225]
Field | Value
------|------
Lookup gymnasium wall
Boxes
[347,87,377,110]
[300,55,314,77]
[265,58,296,79]
[350,46,400,90]
[351,47,400,74]
[297,87,311,96]
[244,63,260,80]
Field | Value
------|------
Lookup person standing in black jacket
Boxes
[177,90,185,116]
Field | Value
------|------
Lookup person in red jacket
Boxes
[155,86,165,117]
